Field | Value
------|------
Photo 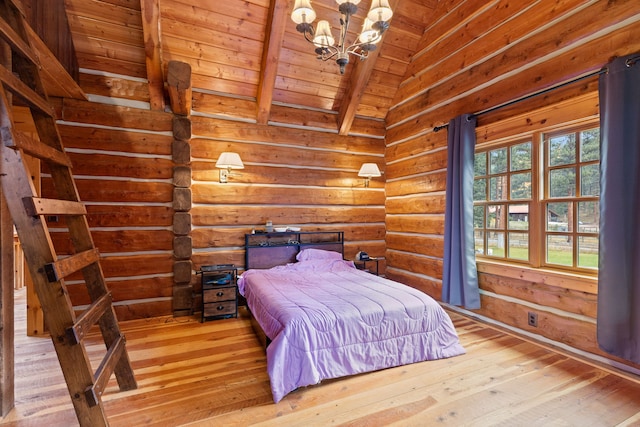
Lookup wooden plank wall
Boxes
[44,76,386,321]
[385,0,640,372]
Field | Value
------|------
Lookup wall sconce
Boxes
[358,163,381,187]
[215,152,244,183]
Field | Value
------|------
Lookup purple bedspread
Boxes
[238,258,465,402]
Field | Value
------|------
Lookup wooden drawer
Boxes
[203,286,236,303]
[199,266,238,322]
[203,300,236,317]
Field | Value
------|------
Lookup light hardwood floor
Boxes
[3,288,640,426]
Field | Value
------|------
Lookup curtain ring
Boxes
[625,56,639,68]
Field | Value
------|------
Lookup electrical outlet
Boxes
[528,311,538,327]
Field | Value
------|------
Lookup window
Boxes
[474,141,533,261]
[544,127,600,269]
[473,125,600,273]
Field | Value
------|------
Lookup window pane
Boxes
[547,235,573,266]
[580,128,600,162]
[578,236,598,269]
[547,202,572,231]
[473,206,485,228]
[508,232,528,260]
[474,179,487,201]
[550,167,576,197]
[489,176,507,200]
[487,205,505,229]
[490,148,507,174]
[511,172,531,199]
[578,201,599,233]
[510,142,531,171]
[549,134,576,166]
[487,232,504,257]
[474,152,487,176]
[508,204,529,230]
[580,164,600,196]
[474,230,484,255]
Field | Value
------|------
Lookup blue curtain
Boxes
[442,114,480,309]
[597,53,640,364]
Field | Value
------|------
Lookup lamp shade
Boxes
[358,163,381,177]
[336,0,361,4]
[359,18,380,44]
[367,0,393,22]
[291,0,316,24]
[313,20,335,47]
[216,152,244,169]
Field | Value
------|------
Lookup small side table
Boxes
[354,258,379,276]
[198,265,238,322]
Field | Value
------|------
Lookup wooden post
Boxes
[168,61,193,316]
[0,189,15,417]
[0,36,15,417]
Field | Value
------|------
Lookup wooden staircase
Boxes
[0,0,136,425]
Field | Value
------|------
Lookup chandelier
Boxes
[291,0,394,74]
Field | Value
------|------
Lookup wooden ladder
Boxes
[0,0,137,425]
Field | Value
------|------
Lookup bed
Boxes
[239,234,465,403]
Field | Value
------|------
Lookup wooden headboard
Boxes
[244,231,344,270]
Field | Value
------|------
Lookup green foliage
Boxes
[510,142,531,171]
[490,148,508,174]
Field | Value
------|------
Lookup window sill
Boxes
[476,260,598,294]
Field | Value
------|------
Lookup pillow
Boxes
[296,248,342,262]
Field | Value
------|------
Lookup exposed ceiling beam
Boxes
[337,0,399,135]
[140,0,165,111]
[336,49,380,136]
[256,0,289,125]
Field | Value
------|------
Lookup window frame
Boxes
[473,120,600,276]
[541,125,600,272]
[473,138,537,264]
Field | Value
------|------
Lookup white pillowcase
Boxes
[296,248,343,262]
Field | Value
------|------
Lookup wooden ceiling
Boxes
[54,0,437,135]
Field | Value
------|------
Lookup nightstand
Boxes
[354,258,379,276]
[198,265,238,322]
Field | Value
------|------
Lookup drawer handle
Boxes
[217,305,225,311]
[216,291,224,297]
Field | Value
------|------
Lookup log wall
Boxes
[46,85,386,321]
[385,0,640,372]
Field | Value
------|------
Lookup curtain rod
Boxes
[431,57,639,133]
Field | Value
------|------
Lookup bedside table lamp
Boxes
[216,152,244,183]
[358,163,381,187]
